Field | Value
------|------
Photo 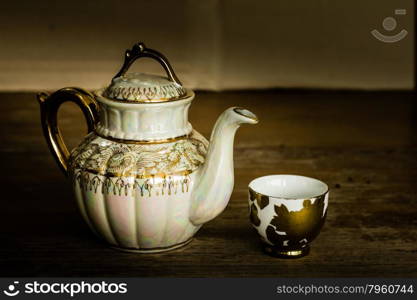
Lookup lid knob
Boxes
[103,42,188,102]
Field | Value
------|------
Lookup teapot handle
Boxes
[37,88,99,176]
[112,42,182,85]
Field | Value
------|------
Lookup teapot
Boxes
[38,42,258,253]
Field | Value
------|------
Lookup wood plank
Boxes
[0,91,416,277]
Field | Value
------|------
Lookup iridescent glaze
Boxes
[38,42,258,252]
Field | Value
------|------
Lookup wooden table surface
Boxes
[0,90,416,277]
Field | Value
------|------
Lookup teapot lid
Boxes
[103,43,189,102]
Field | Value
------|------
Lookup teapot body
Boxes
[65,90,208,252]
[69,128,208,252]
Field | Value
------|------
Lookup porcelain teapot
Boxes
[38,42,258,253]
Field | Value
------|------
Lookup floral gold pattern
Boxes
[69,130,208,178]
[266,196,327,248]
[73,170,191,197]
[104,84,187,102]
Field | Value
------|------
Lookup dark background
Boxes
[0,0,414,91]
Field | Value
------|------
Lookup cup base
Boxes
[263,244,310,258]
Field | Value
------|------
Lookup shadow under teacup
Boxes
[248,175,329,258]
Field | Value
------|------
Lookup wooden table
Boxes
[1,90,416,277]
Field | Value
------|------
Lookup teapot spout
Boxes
[189,107,258,225]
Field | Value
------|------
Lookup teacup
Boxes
[248,175,329,258]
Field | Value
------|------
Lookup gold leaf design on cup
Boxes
[266,196,326,247]
[249,203,261,226]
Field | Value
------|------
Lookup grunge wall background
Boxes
[0,0,413,91]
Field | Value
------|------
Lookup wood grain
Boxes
[0,90,416,277]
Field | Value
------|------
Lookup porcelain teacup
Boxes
[248,175,329,258]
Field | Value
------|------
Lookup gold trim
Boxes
[94,131,188,145]
[248,180,329,201]
[75,167,193,179]
[233,107,259,122]
[101,89,192,103]
[37,87,99,176]
[94,89,194,104]
[103,74,188,102]
[72,169,192,196]
[263,244,310,258]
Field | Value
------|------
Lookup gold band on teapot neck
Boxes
[94,131,189,144]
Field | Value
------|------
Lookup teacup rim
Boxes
[248,174,329,200]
